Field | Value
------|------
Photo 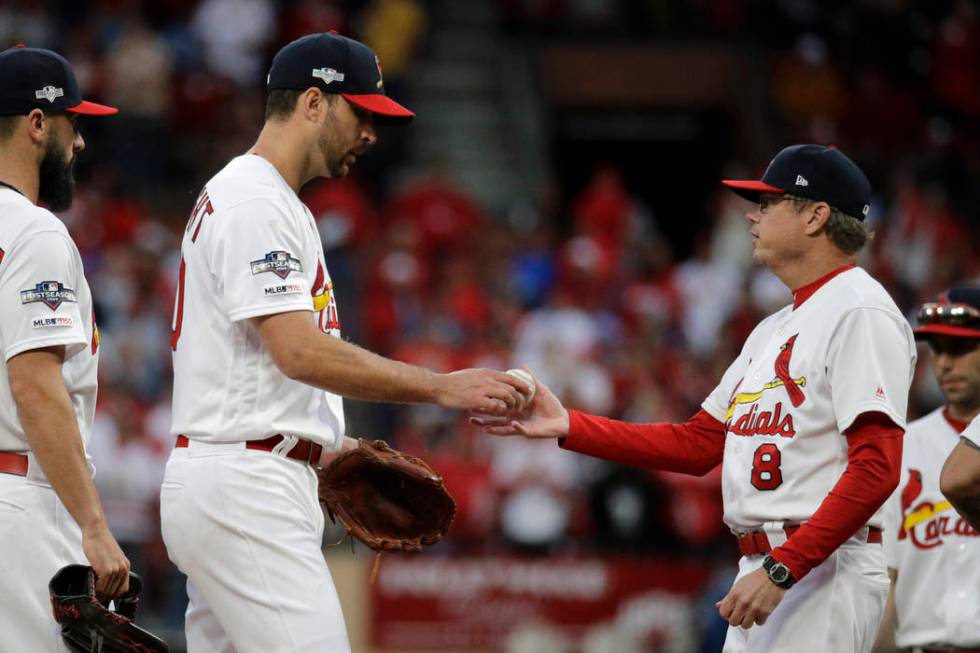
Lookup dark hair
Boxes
[265,89,304,121]
[0,115,19,141]
[265,88,338,121]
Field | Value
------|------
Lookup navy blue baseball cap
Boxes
[0,46,117,117]
[914,286,980,340]
[267,33,414,125]
[722,144,871,221]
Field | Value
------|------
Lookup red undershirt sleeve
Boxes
[769,411,903,581]
[559,408,726,476]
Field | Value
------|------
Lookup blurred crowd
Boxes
[5,0,980,641]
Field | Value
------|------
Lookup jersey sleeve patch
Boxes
[20,281,77,310]
[32,315,75,329]
[263,281,305,297]
[250,251,302,279]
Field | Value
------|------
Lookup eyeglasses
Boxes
[758,195,792,214]
[917,302,980,328]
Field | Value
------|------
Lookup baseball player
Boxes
[0,47,130,650]
[873,286,980,653]
[474,145,917,653]
[160,33,527,653]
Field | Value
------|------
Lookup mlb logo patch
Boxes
[35,85,64,103]
[250,251,302,279]
[20,281,77,310]
[312,67,345,85]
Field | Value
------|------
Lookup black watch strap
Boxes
[762,555,796,589]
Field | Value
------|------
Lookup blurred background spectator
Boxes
[6,0,979,650]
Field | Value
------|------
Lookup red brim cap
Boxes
[341,93,414,124]
[721,179,784,203]
[66,100,118,116]
[914,324,980,339]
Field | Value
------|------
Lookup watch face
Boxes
[769,563,790,584]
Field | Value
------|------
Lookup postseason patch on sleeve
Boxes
[20,281,77,310]
[250,251,302,279]
[33,315,75,329]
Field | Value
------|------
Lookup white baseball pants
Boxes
[0,472,84,652]
[160,444,351,653]
[723,539,889,653]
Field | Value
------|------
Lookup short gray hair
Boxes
[787,194,873,255]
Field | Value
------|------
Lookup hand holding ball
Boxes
[506,368,536,410]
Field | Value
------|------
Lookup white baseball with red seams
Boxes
[507,368,536,409]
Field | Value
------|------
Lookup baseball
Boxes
[506,368,536,409]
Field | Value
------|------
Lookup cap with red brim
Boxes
[67,100,118,116]
[342,93,414,124]
[914,324,980,340]
[721,145,873,220]
[721,179,784,204]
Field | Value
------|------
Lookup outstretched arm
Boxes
[471,368,725,476]
[254,311,529,414]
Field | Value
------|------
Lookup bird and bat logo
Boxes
[725,335,806,437]
[898,468,978,549]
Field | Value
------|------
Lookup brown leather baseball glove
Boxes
[317,439,455,553]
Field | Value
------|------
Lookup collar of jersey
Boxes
[942,406,972,434]
[791,264,856,310]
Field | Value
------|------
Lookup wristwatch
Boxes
[762,555,796,589]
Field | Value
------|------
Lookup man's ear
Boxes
[25,109,47,146]
[299,87,328,124]
[803,201,831,236]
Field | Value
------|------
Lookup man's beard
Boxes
[319,132,350,179]
[38,142,75,212]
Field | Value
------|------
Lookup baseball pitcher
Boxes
[161,33,527,652]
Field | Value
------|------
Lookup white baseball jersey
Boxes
[170,154,343,448]
[881,408,980,649]
[0,186,99,463]
[702,266,915,531]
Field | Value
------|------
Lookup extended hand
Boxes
[437,368,530,414]
[469,367,570,438]
[716,567,786,628]
[82,524,130,600]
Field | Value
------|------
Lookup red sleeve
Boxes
[769,411,903,581]
[559,408,725,476]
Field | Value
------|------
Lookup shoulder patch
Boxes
[250,251,302,279]
[33,316,75,329]
[263,282,305,297]
[0,247,5,265]
[20,281,77,310]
